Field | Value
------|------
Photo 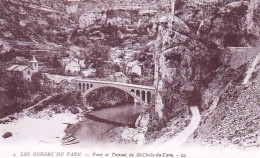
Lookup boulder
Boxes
[2,132,12,139]
[70,107,79,114]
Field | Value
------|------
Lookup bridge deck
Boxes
[74,79,155,90]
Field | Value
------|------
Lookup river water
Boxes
[65,104,144,145]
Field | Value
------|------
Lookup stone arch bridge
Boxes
[74,79,155,106]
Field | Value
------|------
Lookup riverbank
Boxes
[0,106,79,146]
[0,103,144,147]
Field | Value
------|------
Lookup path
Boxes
[243,53,260,85]
[25,95,53,112]
[0,94,55,121]
[151,106,201,150]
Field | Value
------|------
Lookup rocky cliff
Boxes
[144,0,260,148]
[0,0,259,148]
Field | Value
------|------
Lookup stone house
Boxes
[82,69,96,78]
[15,56,29,64]
[114,72,127,83]
[60,56,84,74]
[126,60,142,76]
[6,65,33,81]
[79,60,86,69]
[108,72,127,83]
[65,60,80,74]
[109,47,122,59]
[59,56,77,65]
[60,57,71,67]
[6,55,39,81]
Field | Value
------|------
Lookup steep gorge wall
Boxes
[146,0,259,138]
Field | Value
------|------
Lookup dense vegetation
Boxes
[0,70,43,118]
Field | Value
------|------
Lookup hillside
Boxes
[0,0,259,152]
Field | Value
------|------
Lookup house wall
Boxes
[115,76,127,83]
[132,65,142,76]
[61,60,70,67]
[65,63,80,74]
[22,68,33,81]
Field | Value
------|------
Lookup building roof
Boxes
[127,60,139,67]
[71,57,79,63]
[16,56,27,61]
[60,57,71,62]
[6,65,19,71]
[110,47,118,51]
[6,65,30,72]
[66,60,80,67]
[114,72,125,77]
[15,65,30,71]
[61,56,79,63]
[113,58,123,63]
[30,55,37,62]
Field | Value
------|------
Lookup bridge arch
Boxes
[81,84,148,106]
[75,79,155,107]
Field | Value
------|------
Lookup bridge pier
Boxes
[145,92,148,104]
[134,98,138,107]
[80,95,87,107]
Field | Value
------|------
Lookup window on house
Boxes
[28,71,30,75]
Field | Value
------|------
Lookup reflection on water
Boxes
[64,104,144,145]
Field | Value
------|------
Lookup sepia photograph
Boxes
[0,0,259,157]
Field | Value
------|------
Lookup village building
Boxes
[59,56,80,67]
[123,48,133,57]
[60,57,71,67]
[6,65,33,81]
[65,60,80,74]
[113,58,123,65]
[79,60,86,69]
[109,47,140,61]
[60,56,84,74]
[108,72,127,83]
[109,47,122,59]
[114,72,127,83]
[125,50,140,60]
[30,55,39,73]
[15,56,29,64]
[6,55,38,81]
[126,60,142,76]
[82,69,96,78]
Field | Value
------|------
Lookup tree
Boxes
[5,75,30,100]
[0,64,7,87]
[111,64,121,72]
[85,43,110,77]
[31,72,42,92]
[130,72,139,83]
[52,54,61,68]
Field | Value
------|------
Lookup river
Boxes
[64,104,145,145]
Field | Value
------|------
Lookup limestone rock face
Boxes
[191,71,260,147]
[246,0,260,38]
[145,1,259,143]
[109,113,150,145]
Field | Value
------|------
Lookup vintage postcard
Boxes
[0,0,259,157]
